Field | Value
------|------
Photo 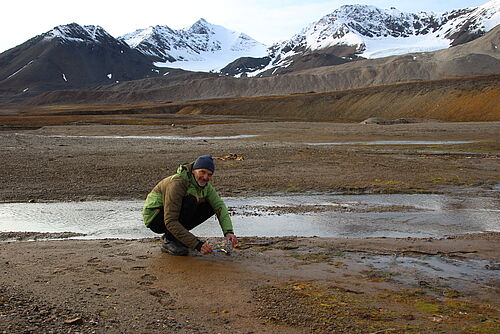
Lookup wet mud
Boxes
[1,235,499,333]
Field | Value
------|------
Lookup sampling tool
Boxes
[212,249,230,255]
[212,239,234,255]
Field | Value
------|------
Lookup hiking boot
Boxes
[161,234,189,256]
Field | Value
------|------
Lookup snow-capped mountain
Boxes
[439,0,499,45]
[228,0,499,77]
[43,23,124,46]
[0,23,166,98]
[121,18,268,72]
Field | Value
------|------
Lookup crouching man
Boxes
[143,154,237,255]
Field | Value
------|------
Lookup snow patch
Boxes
[107,73,112,79]
[360,34,451,59]
[478,0,500,30]
[6,60,34,79]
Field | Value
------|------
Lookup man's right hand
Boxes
[200,242,213,254]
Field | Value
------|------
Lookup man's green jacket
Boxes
[142,163,233,249]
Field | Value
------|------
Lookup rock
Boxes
[361,117,440,124]
[360,117,388,124]
[64,317,83,325]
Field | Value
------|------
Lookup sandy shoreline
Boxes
[1,119,499,333]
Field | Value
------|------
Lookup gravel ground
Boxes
[1,118,499,333]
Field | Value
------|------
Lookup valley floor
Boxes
[0,117,499,333]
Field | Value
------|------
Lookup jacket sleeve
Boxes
[142,192,163,227]
[162,178,202,250]
[206,184,234,235]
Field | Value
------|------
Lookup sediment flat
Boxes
[1,118,499,333]
[1,119,499,201]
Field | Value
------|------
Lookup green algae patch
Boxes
[361,269,400,282]
[414,300,441,314]
[254,281,500,334]
[442,289,462,298]
[288,247,346,265]
[254,281,406,333]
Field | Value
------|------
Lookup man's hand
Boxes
[200,242,213,254]
[225,233,238,247]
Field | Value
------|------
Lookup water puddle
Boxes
[0,194,498,240]
[15,134,259,141]
[307,140,476,146]
[357,254,499,290]
[378,149,499,156]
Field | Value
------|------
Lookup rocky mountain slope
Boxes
[0,23,169,103]
[223,0,499,77]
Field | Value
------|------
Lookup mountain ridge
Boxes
[0,1,498,105]
[227,0,499,77]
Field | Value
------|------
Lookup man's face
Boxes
[192,168,213,187]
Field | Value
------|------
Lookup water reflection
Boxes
[0,194,498,240]
[356,254,500,289]
[307,140,476,146]
[16,134,259,141]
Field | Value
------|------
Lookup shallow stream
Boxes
[306,140,476,146]
[0,193,498,240]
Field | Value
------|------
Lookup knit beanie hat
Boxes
[192,154,215,172]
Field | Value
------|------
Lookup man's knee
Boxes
[180,196,214,230]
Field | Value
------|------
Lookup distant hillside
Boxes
[26,26,500,107]
[170,75,500,122]
[13,74,500,123]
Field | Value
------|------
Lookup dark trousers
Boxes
[148,195,214,238]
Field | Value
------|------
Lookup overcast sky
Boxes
[0,0,492,53]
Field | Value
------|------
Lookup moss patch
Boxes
[254,281,500,334]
